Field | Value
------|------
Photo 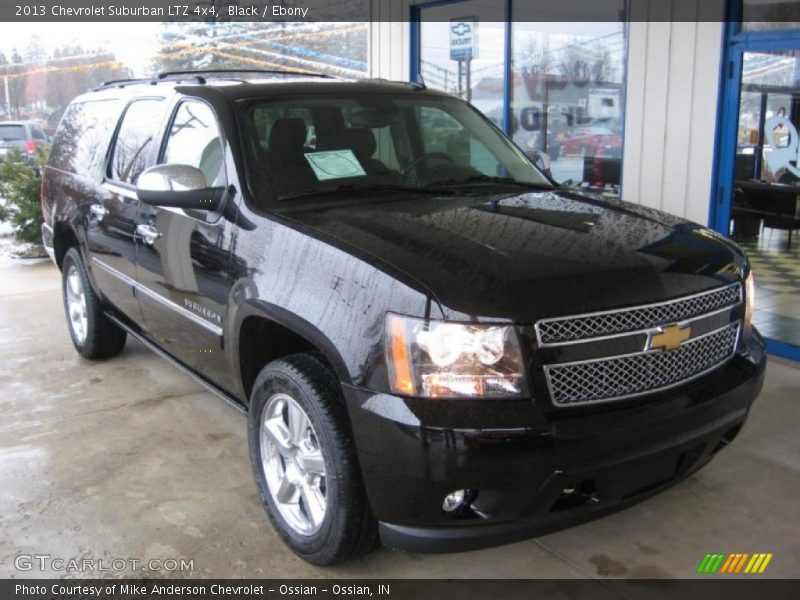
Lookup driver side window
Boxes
[163,102,226,188]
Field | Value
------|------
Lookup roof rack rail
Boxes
[93,77,150,90]
[93,68,335,91]
[92,74,204,91]
[157,69,335,80]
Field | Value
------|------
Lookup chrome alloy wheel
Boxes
[65,264,88,345]
[260,393,327,535]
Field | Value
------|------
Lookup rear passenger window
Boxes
[48,100,120,176]
[108,99,166,185]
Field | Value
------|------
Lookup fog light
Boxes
[442,489,468,512]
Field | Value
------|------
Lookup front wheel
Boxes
[247,353,377,565]
[61,247,127,359]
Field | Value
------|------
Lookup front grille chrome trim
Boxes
[535,283,742,347]
[543,322,741,407]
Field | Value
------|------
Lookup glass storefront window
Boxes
[417,1,627,193]
[418,2,506,112]
[510,19,626,190]
[730,49,800,349]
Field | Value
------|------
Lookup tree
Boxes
[0,50,27,118]
[0,147,47,244]
[44,46,131,112]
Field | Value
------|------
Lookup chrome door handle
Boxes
[89,204,108,221]
[135,223,161,246]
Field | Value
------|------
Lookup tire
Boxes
[247,353,378,565]
[61,247,127,360]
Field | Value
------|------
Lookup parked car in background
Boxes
[0,121,48,172]
[560,125,622,156]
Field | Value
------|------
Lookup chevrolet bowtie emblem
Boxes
[649,324,692,352]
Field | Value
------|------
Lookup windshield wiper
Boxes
[278,182,455,203]
[425,175,553,190]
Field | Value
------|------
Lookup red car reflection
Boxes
[561,126,622,156]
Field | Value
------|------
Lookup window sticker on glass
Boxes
[305,150,366,180]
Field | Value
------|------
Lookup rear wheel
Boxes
[248,353,378,565]
[61,247,126,359]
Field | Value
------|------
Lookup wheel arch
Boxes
[52,220,81,270]
[232,300,352,407]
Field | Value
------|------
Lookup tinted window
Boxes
[0,125,25,141]
[162,102,225,186]
[109,99,166,185]
[242,95,551,205]
[48,100,121,175]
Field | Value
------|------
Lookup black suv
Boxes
[41,70,766,565]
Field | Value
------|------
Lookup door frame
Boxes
[712,8,800,361]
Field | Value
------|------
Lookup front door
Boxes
[135,100,237,390]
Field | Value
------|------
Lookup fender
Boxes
[227,297,353,406]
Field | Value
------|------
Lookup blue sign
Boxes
[450,17,478,61]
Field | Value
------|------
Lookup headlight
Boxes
[385,314,525,398]
[744,271,755,336]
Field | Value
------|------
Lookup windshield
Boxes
[238,93,552,205]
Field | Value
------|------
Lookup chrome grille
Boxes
[536,284,742,345]
[545,323,740,406]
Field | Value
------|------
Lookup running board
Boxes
[105,312,247,416]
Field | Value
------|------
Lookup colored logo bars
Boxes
[697,553,773,574]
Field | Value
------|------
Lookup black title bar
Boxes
[4,579,800,600]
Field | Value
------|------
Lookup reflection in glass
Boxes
[510,19,626,191]
[419,3,506,107]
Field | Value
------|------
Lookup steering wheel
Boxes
[401,152,455,181]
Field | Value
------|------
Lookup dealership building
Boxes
[366,0,800,361]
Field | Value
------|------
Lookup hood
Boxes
[278,188,747,321]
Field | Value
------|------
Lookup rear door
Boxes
[135,99,237,389]
[87,97,168,323]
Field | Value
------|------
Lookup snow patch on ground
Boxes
[0,234,49,266]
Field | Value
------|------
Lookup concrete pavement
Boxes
[0,260,797,580]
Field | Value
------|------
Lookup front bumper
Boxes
[343,332,767,554]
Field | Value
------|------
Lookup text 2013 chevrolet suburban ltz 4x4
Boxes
[41,71,766,565]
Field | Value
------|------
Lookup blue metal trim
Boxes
[729,28,800,45]
[502,0,512,134]
[765,338,800,361]
[710,18,742,233]
[410,4,420,82]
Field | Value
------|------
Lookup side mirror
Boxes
[136,164,224,211]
